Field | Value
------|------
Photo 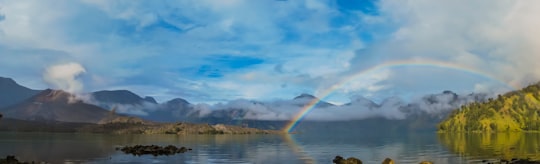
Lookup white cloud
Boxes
[43,62,86,94]
[363,0,540,89]
[2,0,539,104]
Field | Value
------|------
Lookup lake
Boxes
[1,132,540,164]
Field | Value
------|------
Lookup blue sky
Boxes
[1,0,540,104]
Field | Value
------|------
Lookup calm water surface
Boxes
[1,132,540,164]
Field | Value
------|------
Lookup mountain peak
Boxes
[144,96,158,104]
[1,88,111,123]
[167,98,189,105]
[0,77,41,108]
[92,90,144,104]
[294,93,317,100]
[442,90,456,95]
[0,77,16,85]
[34,89,77,103]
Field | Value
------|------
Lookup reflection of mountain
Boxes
[0,77,40,108]
[438,83,540,132]
[437,132,540,160]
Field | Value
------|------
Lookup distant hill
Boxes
[293,93,335,108]
[92,90,157,105]
[142,98,195,122]
[438,82,540,132]
[144,96,158,104]
[0,77,40,108]
[0,89,116,123]
[90,90,197,122]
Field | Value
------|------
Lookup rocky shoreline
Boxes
[0,155,47,164]
[0,117,282,135]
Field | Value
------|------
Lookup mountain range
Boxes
[0,77,336,124]
[0,76,490,132]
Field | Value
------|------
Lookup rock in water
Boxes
[333,156,345,164]
[419,161,433,164]
[382,158,395,164]
[118,145,192,156]
[346,157,363,164]
[332,156,363,164]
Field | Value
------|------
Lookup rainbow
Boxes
[283,59,518,133]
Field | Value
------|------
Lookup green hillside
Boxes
[438,83,540,132]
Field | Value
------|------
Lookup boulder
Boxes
[382,158,395,164]
[332,156,363,164]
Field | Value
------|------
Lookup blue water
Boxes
[1,132,539,164]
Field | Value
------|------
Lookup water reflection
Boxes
[282,134,316,164]
[438,132,540,161]
[0,132,303,164]
[5,132,536,163]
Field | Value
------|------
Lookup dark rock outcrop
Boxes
[332,156,362,164]
[117,145,192,156]
[0,155,46,164]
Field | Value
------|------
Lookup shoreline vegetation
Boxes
[438,82,540,133]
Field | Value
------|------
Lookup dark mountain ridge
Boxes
[92,90,157,105]
[293,93,335,108]
[0,77,40,108]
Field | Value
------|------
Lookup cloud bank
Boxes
[186,91,487,121]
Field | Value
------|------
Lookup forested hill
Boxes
[438,82,540,132]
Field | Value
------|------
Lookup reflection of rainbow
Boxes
[282,134,316,164]
[283,59,518,133]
